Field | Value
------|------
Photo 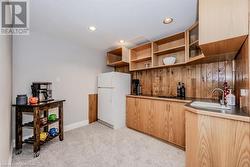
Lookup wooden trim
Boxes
[185,30,190,62]
[89,94,98,123]
[126,95,191,103]
[107,61,129,67]
[130,56,151,63]
[153,45,185,56]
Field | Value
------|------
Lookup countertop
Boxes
[127,95,193,103]
[126,95,250,122]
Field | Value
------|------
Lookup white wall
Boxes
[0,30,12,164]
[13,32,111,137]
[0,1,12,163]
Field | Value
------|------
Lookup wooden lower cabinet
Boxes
[126,97,137,130]
[126,97,186,148]
[149,100,169,140]
[186,111,250,167]
[126,97,150,132]
[169,102,185,147]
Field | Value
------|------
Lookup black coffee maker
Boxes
[132,79,141,95]
[31,82,53,102]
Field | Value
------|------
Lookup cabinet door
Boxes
[168,102,185,147]
[186,111,250,167]
[136,98,151,133]
[199,0,248,45]
[126,97,137,129]
[149,100,169,140]
[199,0,248,57]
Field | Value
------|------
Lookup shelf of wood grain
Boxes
[189,40,199,48]
[107,61,129,67]
[129,62,186,72]
[107,46,129,67]
[130,56,151,63]
[153,45,185,56]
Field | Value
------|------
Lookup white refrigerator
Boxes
[98,72,131,129]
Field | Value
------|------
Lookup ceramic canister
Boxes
[16,95,28,105]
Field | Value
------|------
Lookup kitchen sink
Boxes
[190,101,231,110]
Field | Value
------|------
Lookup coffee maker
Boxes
[132,79,141,95]
[31,82,53,102]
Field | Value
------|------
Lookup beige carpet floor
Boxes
[12,122,185,167]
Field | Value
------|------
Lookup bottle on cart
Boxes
[177,82,181,97]
[181,83,186,98]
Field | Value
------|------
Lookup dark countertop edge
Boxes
[126,95,193,103]
[12,100,66,107]
[126,95,250,121]
[184,105,250,123]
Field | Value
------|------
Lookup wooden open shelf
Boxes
[187,54,205,64]
[130,43,152,71]
[130,62,186,72]
[153,45,185,55]
[114,21,239,72]
[107,60,129,67]
[152,32,186,67]
[153,32,185,52]
[152,62,186,69]
[107,47,129,67]
[189,40,199,48]
[131,56,151,63]
[127,23,207,71]
[187,22,202,59]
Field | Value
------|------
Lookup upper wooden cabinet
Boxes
[130,43,152,71]
[107,46,129,67]
[199,0,248,58]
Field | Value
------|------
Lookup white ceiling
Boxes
[30,0,197,51]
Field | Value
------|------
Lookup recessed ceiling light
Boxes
[119,40,125,44]
[163,17,173,24]
[88,26,96,31]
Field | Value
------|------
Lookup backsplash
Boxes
[131,60,234,99]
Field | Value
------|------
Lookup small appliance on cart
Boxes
[31,82,53,102]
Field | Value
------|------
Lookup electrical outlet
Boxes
[240,89,248,96]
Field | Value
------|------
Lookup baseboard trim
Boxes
[64,120,89,132]
[8,141,13,166]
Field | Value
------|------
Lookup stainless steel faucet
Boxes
[212,88,225,106]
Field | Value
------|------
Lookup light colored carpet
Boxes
[12,122,185,167]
